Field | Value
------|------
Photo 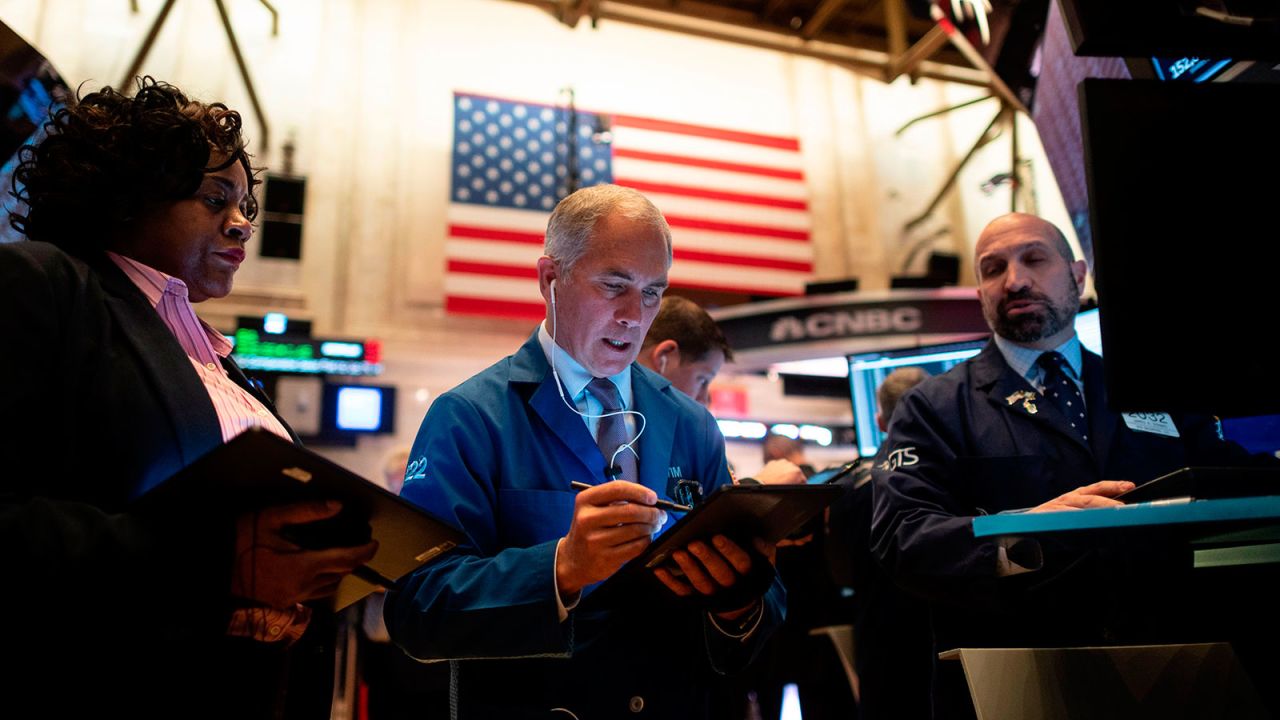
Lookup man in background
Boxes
[636,295,731,406]
[763,432,816,477]
[841,366,932,720]
[638,297,803,486]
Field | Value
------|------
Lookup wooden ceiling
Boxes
[508,0,992,87]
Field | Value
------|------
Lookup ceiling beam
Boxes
[883,0,908,60]
[619,0,762,25]
[555,0,597,27]
[759,0,788,21]
[884,22,949,82]
[802,0,849,39]
[507,0,991,86]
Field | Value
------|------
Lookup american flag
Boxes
[445,92,814,319]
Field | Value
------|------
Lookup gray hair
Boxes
[544,184,672,277]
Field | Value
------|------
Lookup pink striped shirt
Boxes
[108,253,292,442]
[108,253,310,643]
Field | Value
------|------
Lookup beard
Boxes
[988,278,1080,343]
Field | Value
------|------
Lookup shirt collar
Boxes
[107,252,234,358]
[993,332,1083,384]
[107,251,173,308]
[537,322,633,408]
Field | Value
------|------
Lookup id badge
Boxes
[1121,412,1180,438]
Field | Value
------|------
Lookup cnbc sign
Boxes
[712,290,988,353]
[768,306,924,342]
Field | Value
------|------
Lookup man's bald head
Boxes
[974,212,1075,271]
[973,213,1088,349]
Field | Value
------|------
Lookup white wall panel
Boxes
[1,0,1067,467]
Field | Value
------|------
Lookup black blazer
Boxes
[0,240,315,719]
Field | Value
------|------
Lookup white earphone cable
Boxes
[549,279,647,474]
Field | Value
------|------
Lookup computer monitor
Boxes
[1074,307,1102,356]
[848,339,988,458]
[1059,0,1280,61]
[321,383,396,434]
[1081,78,1280,417]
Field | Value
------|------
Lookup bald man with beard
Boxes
[869,213,1271,718]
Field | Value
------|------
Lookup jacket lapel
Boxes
[511,331,604,483]
[220,355,301,444]
[630,366,677,499]
[92,254,222,467]
[975,342,1092,454]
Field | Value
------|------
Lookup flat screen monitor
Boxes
[1081,78,1280,417]
[1222,415,1280,456]
[848,339,988,458]
[1074,307,1102,356]
[1060,0,1280,61]
[322,383,396,434]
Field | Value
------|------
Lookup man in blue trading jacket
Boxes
[870,212,1271,718]
[387,184,784,719]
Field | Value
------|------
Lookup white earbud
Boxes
[550,278,557,309]
[658,355,668,375]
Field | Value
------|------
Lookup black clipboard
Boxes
[136,428,465,610]
[1115,466,1280,505]
[590,483,844,606]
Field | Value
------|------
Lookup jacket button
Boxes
[628,696,644,713]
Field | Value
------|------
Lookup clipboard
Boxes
[136,428,465,610]
[590,483,844,606]
[1115,466,1280,505]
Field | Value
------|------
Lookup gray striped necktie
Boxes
[585,377,638,482]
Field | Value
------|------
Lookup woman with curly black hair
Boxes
[0,78,373,719]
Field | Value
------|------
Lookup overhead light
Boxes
[769,423,800,439]
[799,424,834,447]
[717,419,768,440]
[770,357,849,378]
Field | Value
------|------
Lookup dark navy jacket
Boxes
[870,341,1260,653]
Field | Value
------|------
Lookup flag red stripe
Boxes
[674,249,812,273]
[450,253,810,276]
[665,214,810,241]
[615,178,808,211]
[447,260,539,279]
[612,114,801,151]
[448,282,799,305]
[446,296,545,320]
[667,279,799,297]
[452,214,810,246]
[612,148,804,181]
[448,224,544,245]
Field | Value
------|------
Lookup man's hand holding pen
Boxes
[556,481,668,599]
[556,480,776,621]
